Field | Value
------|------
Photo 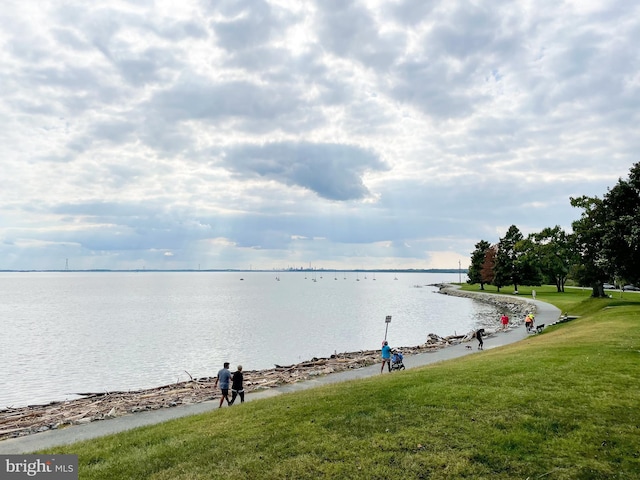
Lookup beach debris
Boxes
[0,347,417,440]
[0,285,535,441]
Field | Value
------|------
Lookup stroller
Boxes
[391,350,405,371]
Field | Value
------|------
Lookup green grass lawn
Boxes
[43,287,640,479]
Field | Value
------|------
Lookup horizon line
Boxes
[0,268,469,273]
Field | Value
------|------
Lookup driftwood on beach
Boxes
[0,340,459,441]
[1,284,536,441]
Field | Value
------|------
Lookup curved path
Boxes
[0,294,560,454]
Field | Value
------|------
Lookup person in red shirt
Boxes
[501,314,509,331]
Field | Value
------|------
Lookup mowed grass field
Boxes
[43,286,640,479]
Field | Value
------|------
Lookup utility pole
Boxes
[458,260,461,283]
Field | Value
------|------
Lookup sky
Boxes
[1,0,639,271]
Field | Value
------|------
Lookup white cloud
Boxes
[0,0,638,270]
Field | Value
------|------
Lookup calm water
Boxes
[0,271,498,408]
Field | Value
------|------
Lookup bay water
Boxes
[0,271,497,408]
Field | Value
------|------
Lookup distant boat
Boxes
[240,278,244,281]
[276,275,280,281]
[356,272,360,281]
[373,273,376,281]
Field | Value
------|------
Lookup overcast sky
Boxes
[1,0,638,271]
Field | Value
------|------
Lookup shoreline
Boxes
[1,284,536,441]
[0,343,454,441]
[436,283,535,320]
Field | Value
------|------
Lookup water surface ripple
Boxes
[0,272,498,407]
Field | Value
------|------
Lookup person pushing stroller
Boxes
[381,340,392,373]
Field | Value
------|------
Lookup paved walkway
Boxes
[0,296,560,454]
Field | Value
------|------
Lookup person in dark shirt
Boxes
[229,365,245,405]
[476,329,485,350]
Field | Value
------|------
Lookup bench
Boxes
[535,324,545,333]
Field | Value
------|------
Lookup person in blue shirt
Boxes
[214,362,232,408]
[381,340,392,373]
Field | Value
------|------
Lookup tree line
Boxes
[467,162,640,298]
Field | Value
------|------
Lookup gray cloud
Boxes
[150,77,303,121]
[210,0,286,52]
[223,142,388,201]
[315,0,404,69]
[385,0,439,26]
[0,0,638,270]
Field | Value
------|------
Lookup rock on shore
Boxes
[436,283,535,327]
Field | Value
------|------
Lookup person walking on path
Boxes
[525,313,535,332]
[476,329,484,350]
[229,365,245,405]
[500,314,509,331]
[380,341,392,373]
[214,362,232,408]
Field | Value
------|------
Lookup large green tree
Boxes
[530,226,576,292]
[467,240,491,289]
[513,237,543,288]
[571,162,640,296]
[494,225,524,292]
[601,162,640,285]
[570,195,611,297]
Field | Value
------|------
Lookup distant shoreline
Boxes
[0,268,468,273]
